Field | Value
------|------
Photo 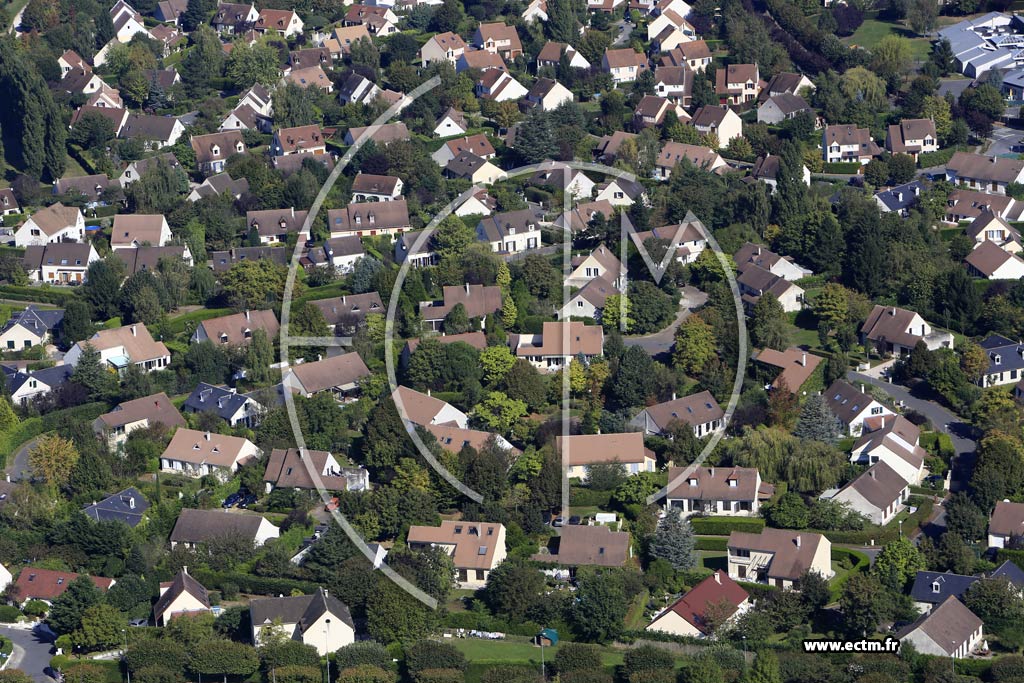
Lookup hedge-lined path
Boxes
[5,436,38,482]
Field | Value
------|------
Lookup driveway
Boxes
[0,625,56,682]
[612,20,633,46]
[6,437,38,482]
[623,286,707,356]
[846,371,977,491]
[986,123,1023,158]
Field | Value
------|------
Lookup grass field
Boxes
[841,19,931,61]
[452,637,627,667]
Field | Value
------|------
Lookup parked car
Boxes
[222,492,243,508]
[551,516,564,527]
[568,515,582,525]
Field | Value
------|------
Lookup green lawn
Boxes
[451,638,625,667]
[699,550,728,572]
[841,19,932,60]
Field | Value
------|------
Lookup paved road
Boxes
[0,625,56,682]
[6,437,38,482]
[623,286,707,356]
[986,123,1023,158]
[612,19,633,46]
[846,371,977,491]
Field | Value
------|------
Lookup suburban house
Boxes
[153,569,211,626]
[420,31,468,65]
[757,93,813,124]
[400,332,487,368]
[191,131,246,175]
[250,588,354,655]
[896,596,984,659]
[532,525,632,568]
[65,323,171,374]
[81,487,150,527]
[822,125,880,164]
[326,200,411,238]
[433,108,468,138]
[169,508,279,549]
[860,305,954,355]
[118,114,186,150]
[602,48,650,84]
[654,142,727,180]
[0,306,64,350]
[631,221,708,264]
[475,209,544,253]
[763,71,814,98]
[445,152,506,184]
[558,432,656,480]
[654,66,693,106]
[246,207,310,244]
[311,293,384,335]
[22,242,100,284]
[431,134,496,167]
[283,353,372,399]
[646,571,749,637]
[910,571,979,614]
[689,105,743,146]
[304,236,366,274]
[182,383,264,429]
[660,40,712,72]
[945,152,1024,194]
[989,500,1024,549]
[528,164,596,200]
[715,63,760,105]
[263,448,370,494]
[11,568,114,606]
[285,66,335,92]
[255,8,302,35]
[755,347,823,394]
[0,188,20,222]
[93,392,185,448]
[425,423,519,457]
[630,391,725,439]
[875,180,925,216]
[110,214,172,250]
[323,25,371,58]
[419,284,502,331]
[664,466,770,518]
[726,529,832,588]
[2,365,73,407]
[271,125,326,156]
[594,177,648,206]
[945,189,1018,223]
[343,4,398,34]
[850,414,927,487]
[15,203,85,247]
[824,379,894,436]
[830,461,911,525]
[210,246,289,273]
[53,174,118,209]
[558,275,618,321]
[115,245,193,275]
[536,41,590,69]
[475,70,529,102]
[337,74,381,106]
[456,50,508,73]
[750,155,811,193]
[509,321,603,372]
[566,244,623,289]
[392,385,470,430]
[408,521,507,589]
[977,335,1024,387]
[595,131,638,163]
[211,2,259,32]
[472,22,523,59]
[967,211,1022,251]
[159,428,261,479]
[634,95,688,128]
[736,263,804,313]
[351,173,403,202]
[966,239,1024,279]
[192,310,280,346]
[525,78,573,111]
[885,119,938,160]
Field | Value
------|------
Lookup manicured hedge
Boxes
[822,162,862,174]
[814,499,934,545]
[995,547,1024,567]
[0,285,79,306]
[917,146,967,169]
[189,568,319,596]
[695,537,727,551]
[689,516,766,536]
[0,401,107,467]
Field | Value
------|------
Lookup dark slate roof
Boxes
[249,587,354,630]
[182,382,251,420]
[979,334,1024,374]
[991,560,1024,587]
[5,364,73,396]
[909,571,979,605]
[0,306,65,337]
[874,181,926,212]
[81,487,150,527]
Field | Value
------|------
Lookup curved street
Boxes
[0,625,56,682]
[623,286,707,356]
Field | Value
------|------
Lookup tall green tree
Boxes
[750,294,788,351]
[792,395,841,443]
[649,514,696,570]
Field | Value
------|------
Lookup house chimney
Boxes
[205,431,211,441]
[130,325,137,336]
[427,388,431,397]
[465,282,471,295]
[713,571,721,584]
[869,469,876,479]
[245,310,251,322]
[183,566,188,575]
[342,295,346,304]
[890,307,896,316]
[795,535,801,548]
[672,391,677,401]
[801,352,807,367]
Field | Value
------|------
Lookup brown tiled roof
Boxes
[637,390,723,432]
[98,392,184,430]
[111,214,166,248]
[556,432,651,466]
[190,131,245,164]
[755,347,823,392]
[536,524,631,567]
[966,239,1020,276]
[420,284,502,321]
[895,596,982,655]
[153,570,209,623]
[838,460,907,509]
[408,520,505,569]
[352,173,401,195]
[727,529,826,580]
[326,199,410,234]
[26,203,80,236]
[990,500,1024,537]
[666,465,759,501]
[287,353,371,394]
[169,508,271,544]
[263,448,359,491]
[345,122,410,145]
[861,305,926,348]
[656,142,722,170]
[12,568,113,602]
[604,48,647,68]
[824,379,875,424]
[256,8,296,29]
[823,125,881,156]
[428,31,467,51]
[948,152,1024,183]
[425,423,520,456]
[246,208,309,238]
[460,50,507,71]
[391,385,459,426]
[275,125,324,154]
[77,323,169,363]
[716,64,757,93]
[513,321,603,357]
[312,293,383,327]
[887,118,936,154]
[162,428,256,468]
[595,131,637,160]
[444,134,496,158]
[285,66,332,90]
[198,309,279,345]
[655,571,748,634]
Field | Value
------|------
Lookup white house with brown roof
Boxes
[255,8,302,35]
[433,108,468,138]
[665,466,769,518]
[630,390,725,438]
[191,131,246,175]
[715,63,760,105]
[737,264,804,313]
[392,384,469,429]
[989,500,1024,549]
[159,428,260,479]
[558,432,656,480]
[22,243,99,284]
[602,48,649,84]
[420,284,502,331]
[420,31,467,65]
[326,200,410,239]
[408,521,507,588]
[966,240,1024,279]
[755,347,823,393]
[646,571,749,638]
[271,125,326,156]
[247,207,310,244]
[15,203,85,247]
[263,448,370,493]
[250,589,354,655]
[861,305,954,356]
[654,142,727,180]
[154,569,211,626]
[946,152,1024,195]
[660,41,712,72]
[472,22,523,59]
[110,214,172,250]
[509,321,603,372]
[476,70,529,102]
[689,105,743,147]
[170,508,278,548]
[192,309,280,346]
[885,119,938,160]
[822,125,881,165]
[431,134,497,167]
[757,93,813,125]
[537,42,590,70]
[525,78,573,111]
[283,353,371,399]
[824,379,893,436]
[851,414,927,486]
[634,95,688,129]
[559,275,618,321]
[968,211,1022,252]
[351,173,403,202]
[727,529,832,589]
[831,461,910,525]
[65,323,171,374]
[896,596,984,658]
[566,245,623,289]
[93,392,185,449]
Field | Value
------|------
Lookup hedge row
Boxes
[689,516,765,536]
[995,547,1024,567]
[812,499,934,545]
[0,285,79,305]
[189,568,320,596]
[0,401,108,467]
[917,146,967,169]
[821,162,862,174]
[695,537,728,551]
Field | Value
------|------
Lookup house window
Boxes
[870,407,884,415]
[734,548,750,558]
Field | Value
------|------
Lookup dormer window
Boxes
[932,581,941,593]
[454,526,463,534]
[728,479,737,488]
[212,144,221,156]
[996,354,1002,365]
[688,478,697,487]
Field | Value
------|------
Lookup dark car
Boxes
[568,515,582,525]
[1012,144,1024,153]
[222,492,243,508]
[44,668,64,683]
[551,516,565,527]
[238,494,258,509]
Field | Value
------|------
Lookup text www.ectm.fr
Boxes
[803,638,901,653]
